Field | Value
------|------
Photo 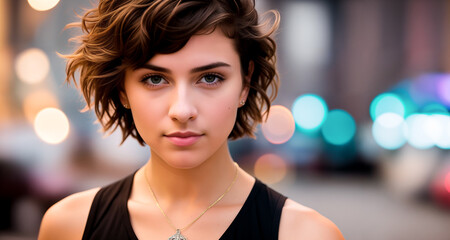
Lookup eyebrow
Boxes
[140,62,231,74]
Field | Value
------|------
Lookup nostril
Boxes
[168,106,198,123]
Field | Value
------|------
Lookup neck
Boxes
[144,142,237,205]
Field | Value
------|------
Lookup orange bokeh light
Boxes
[34,108,70,144]
[23,89,59,123]
[254,153,288,184]
[27,0,60,11]
[15,48,50,84]
[261,105,296,144]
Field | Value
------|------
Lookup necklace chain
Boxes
[144,162,239,232]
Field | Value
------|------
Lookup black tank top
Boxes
[82,173,287,240]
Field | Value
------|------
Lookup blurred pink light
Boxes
[30,171,71,198]
[445,172,450,194]
[261,105,296,144]
[437,76,450,107]
[431,167,450,208]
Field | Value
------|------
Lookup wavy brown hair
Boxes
[65,0,280,145]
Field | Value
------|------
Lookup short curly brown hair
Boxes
[65,0,280,145]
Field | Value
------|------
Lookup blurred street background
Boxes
[1,0,450,239]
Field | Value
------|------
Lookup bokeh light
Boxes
[390,82,419,117]
[34,108,70,144]
[292,94,328,132]
[321,109,356,145]
[261,105,296,144]
[27,0,60,11]
[15,48,50,84]
[423,114,450,149]
[23,89,59,123]
[430,167,450,208]
[404,114,434,149]
[437,75,450,107]
[409,74,440,107]
[446,172,450,194]
[370,93,405,121]
[372,113,407,150]
[254,153,288,184]
[421,103,448,114]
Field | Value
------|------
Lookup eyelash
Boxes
[140,72,225,88]
[140,74,167,88]
[198,73,225,87]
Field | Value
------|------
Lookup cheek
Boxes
[204,96,239,132]
[211,103,236,119]
[129,96,165,138]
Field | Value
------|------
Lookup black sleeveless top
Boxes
[82,173,287,240]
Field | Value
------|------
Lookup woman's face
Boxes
[123,29,249,169]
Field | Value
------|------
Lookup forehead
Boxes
[147,29,240,68]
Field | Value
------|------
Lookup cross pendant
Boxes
[169,229,187,240]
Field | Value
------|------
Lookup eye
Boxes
[198,73,224,86]
[141,74,169,87]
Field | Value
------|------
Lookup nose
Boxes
[168,85,198,123]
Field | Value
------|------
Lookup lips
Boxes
[164,131,203,147]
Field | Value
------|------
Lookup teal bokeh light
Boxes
[292,94,328,132]
[391,85,418,117]
[421,103,449,115]
[321,109,356,145]
[370,93,406,121]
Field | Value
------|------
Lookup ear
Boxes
[120,90,130,109]
[239,61,254,107]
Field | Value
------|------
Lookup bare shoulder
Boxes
[279,199,345,240]
[38,187,100,240]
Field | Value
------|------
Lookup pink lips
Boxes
[164,131,203,147]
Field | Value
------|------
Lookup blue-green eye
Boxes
[141,74,168,86]
[199,73,224,85]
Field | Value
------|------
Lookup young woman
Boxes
[38,0,345,239]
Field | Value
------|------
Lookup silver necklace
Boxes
[144,162,239,240]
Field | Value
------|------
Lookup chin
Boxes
[159,152,208,170]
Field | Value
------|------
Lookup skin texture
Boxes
[38,29,345,240]
[122,29,249,171]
